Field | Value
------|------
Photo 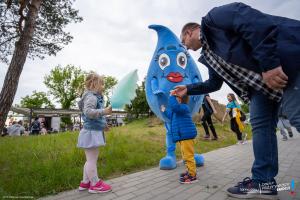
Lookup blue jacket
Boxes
[78,91,107,131]
[164,96,197,143]
[187,2,300,97]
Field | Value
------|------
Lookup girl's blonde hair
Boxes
[85,73,104,92]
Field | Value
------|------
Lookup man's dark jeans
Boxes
[250,73,300,183]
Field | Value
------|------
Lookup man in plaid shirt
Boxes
[175,2,300,199]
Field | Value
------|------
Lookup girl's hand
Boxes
[103,106,112,115]
[161,105,166,112]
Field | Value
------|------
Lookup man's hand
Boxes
[262,66,288,90]
[174,85,187,97]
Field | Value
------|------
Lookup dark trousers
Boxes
[201,112,218,138]
[230,118,242,141]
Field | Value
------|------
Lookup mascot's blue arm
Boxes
[151,77,164,94]
[169,96,189,114]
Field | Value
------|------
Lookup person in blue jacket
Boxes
[161,90,198,184]
[174,2,300,199]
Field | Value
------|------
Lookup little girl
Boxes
[161,90,198,184]
[77,73,112,193]
[222,93,246,144]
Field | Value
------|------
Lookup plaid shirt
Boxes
[200,33,283,103]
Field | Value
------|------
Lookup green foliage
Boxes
[20,91,54,109]
[125,81,149,118]
[0,0,83,63]
[44,65,85,109]
[239,98,250,113]
[61,117,72,127]
[44,65,85,125]
[103,76,118,106]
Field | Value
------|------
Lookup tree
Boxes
[0,0,82,133]
[103,76,118,106]
[20,91,54,109]
[125,81,149,119]
[44,65,85,109]
[44,65,85,124]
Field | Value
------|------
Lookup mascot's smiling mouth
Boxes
[167,72,183,83]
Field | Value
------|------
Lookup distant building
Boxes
[9,106,127,132]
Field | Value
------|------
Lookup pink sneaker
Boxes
[78,181,90,191]
[89,180,112,193]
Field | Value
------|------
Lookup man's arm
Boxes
[186,66,223,95]
[204,2,280,72]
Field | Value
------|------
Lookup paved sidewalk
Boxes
[41,133,300,200]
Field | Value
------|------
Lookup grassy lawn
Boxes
[0,118,251,198]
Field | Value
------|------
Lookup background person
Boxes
[201,94,218,140]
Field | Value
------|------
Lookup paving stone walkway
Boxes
[41,133,300,200]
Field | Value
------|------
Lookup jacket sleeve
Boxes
[186,61,223,95]
[204,2,280,71]
[169,96,189,114]
[83,94,105,119]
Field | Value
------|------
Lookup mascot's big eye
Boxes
[177,52,187,69]
[158,53,170,70]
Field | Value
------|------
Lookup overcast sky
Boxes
[1,0,300,106]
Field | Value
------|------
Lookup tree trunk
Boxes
[0,0,42,134]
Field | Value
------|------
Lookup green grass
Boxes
[0,118,251,198]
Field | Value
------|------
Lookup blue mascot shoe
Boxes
[194,154,205,167]
[159,155,177,170]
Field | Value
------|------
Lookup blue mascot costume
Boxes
[146,25,205,170]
